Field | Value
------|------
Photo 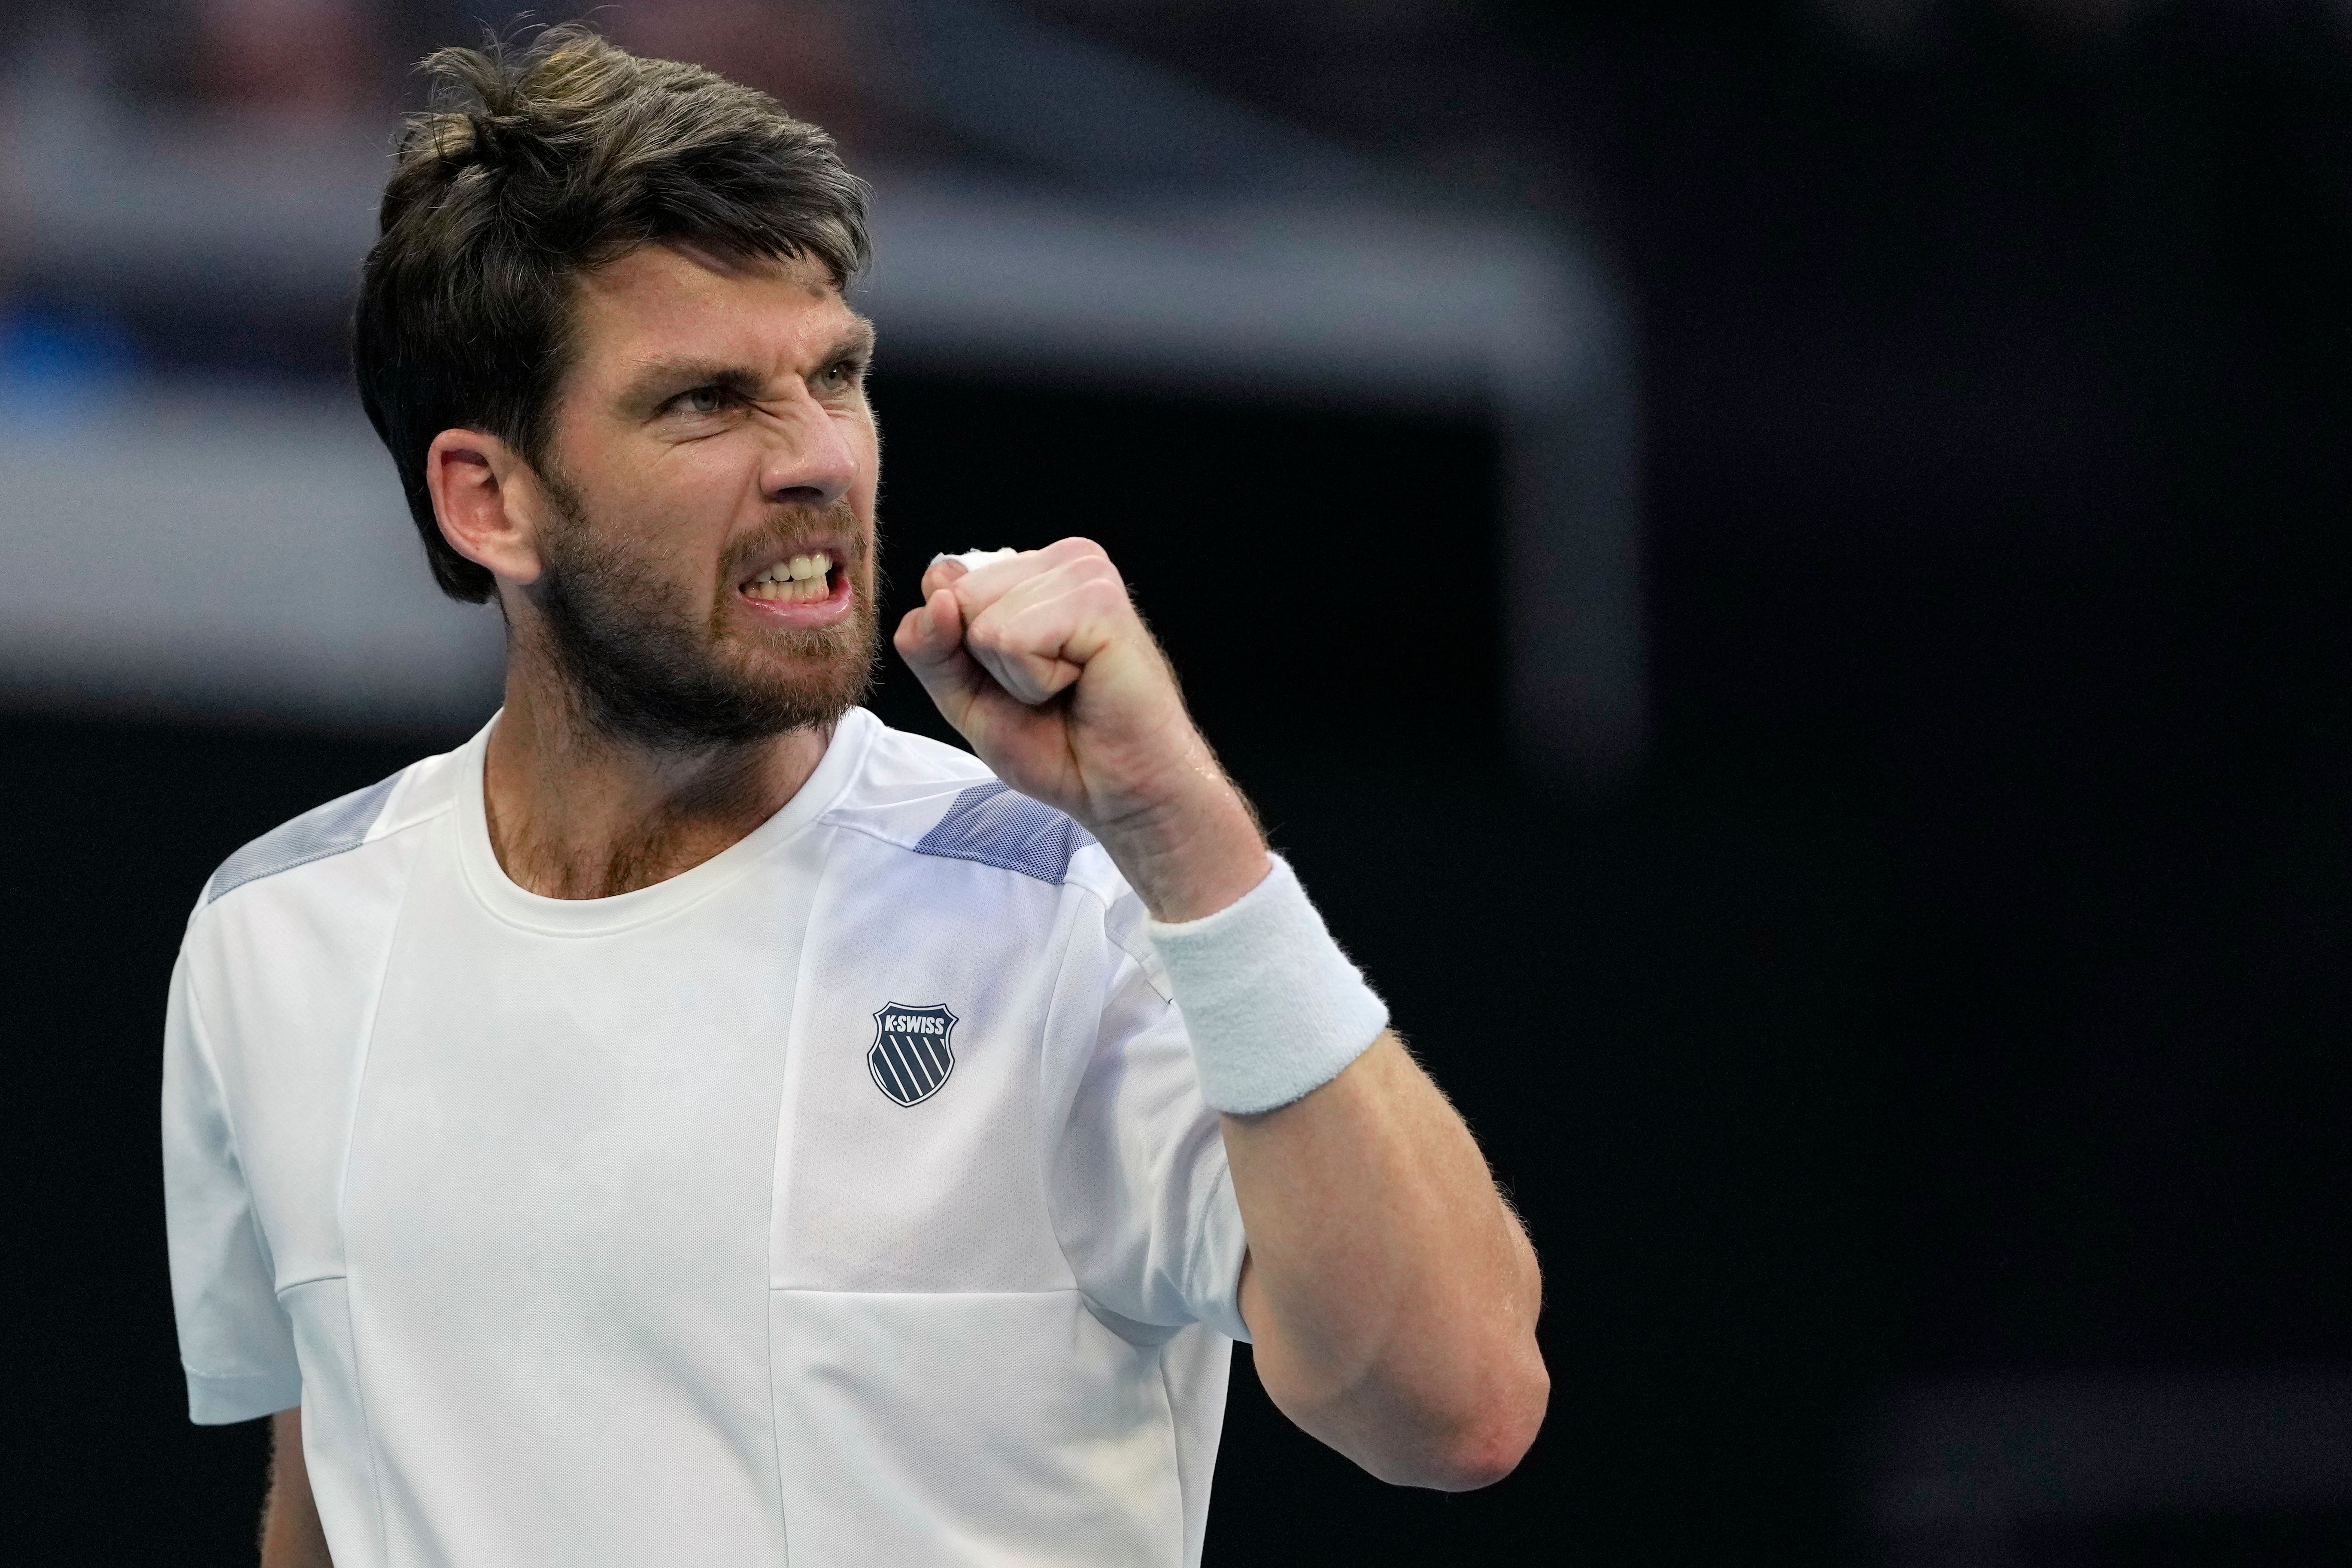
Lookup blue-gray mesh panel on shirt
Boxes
[205,772,402,904]
[912,781,1093,886]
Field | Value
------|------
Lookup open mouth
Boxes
[741,549,841,606]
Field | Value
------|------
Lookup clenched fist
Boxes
[892,537,1268,921]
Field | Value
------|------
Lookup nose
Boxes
[756,392,858,511]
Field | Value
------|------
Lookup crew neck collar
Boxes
[454,706,878,936]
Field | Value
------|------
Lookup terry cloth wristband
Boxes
[1146,855,1389,1115]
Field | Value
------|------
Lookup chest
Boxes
[243,828,1090,1305]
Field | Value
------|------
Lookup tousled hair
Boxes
[354,25,871,601]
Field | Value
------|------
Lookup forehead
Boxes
[568,245,861,377]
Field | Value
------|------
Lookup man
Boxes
[163,27,1545,1568]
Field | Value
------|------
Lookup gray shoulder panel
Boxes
[205,772,403,905]
[912,781,1094,885]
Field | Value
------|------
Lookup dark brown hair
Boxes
[354,25,871,601]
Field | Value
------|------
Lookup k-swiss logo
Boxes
[869,1003,959,1107]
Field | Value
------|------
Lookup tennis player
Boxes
[163,27,1545,1567]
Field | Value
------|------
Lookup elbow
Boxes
[1371,1341,1550,1492]
[1423,1358,1549,1492]
[1262,1305,1552,1492]
[1430,1428,1539,1493]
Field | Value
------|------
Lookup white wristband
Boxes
[1146,855,1388,1115]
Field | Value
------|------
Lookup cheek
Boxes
[612,451,749,558]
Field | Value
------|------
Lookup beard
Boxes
[528,472,879,752]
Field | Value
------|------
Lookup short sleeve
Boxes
[161,950,301,1424]
[1044,900,1250,1344]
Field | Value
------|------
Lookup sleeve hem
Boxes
[186,1366,301,1426]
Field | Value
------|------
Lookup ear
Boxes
[425,428,549,587]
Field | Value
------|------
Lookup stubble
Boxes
[529,470,880,751]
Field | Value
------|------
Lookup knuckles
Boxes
[1038,537,1127,590]
[937,540,1140,685]
[963,619,1013,658]
[1044,535,1109,564]
[960,554,1135,637]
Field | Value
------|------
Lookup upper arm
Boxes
[262,1408,332,1568]
[163,949,301,1424]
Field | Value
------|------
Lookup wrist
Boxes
[1146,854,1389,1115]
[1086,757,1270,921]
[1093,774,1269,923]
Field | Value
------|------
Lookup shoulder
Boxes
[823,716,1166,998]
[828,718,1123,903]
[196,743,463,913]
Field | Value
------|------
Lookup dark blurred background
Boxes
[7,1,2352,1564]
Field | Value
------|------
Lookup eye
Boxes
[819,359,863,391]
[676,385,729,416]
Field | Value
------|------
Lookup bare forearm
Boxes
[893,546,1545,1483]
[1226,1034,1547,1489]
[261,1409,332,1568]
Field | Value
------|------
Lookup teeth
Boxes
[747,551,834,601]
[749,575,815,601]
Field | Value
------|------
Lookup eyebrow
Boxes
[616,319,879,411]
[832,318,879,365]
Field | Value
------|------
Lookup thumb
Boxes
[893,585,987,719]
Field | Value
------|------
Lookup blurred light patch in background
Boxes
[0,0,1638,782]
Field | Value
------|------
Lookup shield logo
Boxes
[868,1002,959,1107]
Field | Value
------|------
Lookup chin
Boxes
[721,643,877,731]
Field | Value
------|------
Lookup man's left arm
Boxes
[1222,1033,1546,1489]
[895,540,1548,1490]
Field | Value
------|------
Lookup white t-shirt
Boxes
[163,707,1250,1568]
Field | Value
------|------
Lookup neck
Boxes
[483,655,832,900]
